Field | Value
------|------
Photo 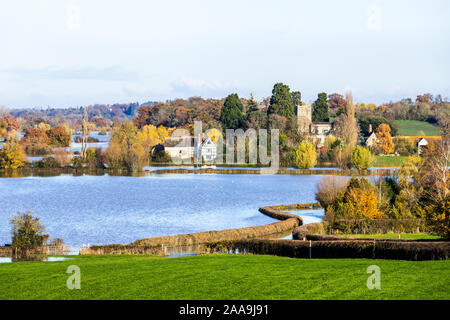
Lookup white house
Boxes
[164,136,194,160]
[194,135,217,162]
[164,135,217,162]
[365,132,379,147]
[417,138,428,154]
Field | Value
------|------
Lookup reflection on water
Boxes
[0,256,70,263]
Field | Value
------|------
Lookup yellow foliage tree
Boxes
[295,141,317,169]
[345,188,384,219]
[376,123,394,154]
[36,122,51,131]
[137,125,169,156]
[0,137,26,169]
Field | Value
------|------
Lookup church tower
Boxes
[296,104,312,133]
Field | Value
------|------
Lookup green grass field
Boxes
[0,254,448,300]
[396,120,440,136]
[374,156,408,166]
[340,233,441,240]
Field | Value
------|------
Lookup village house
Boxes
[164,134,217,162]
[365,132,379,147]
[296,104,333,146]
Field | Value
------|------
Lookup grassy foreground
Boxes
[0,254,448,300]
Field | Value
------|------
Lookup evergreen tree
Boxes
[268,83,294,118]
[291,91,302,107]
[312,92,330,122]
[220,93,244,130]
[247,94,259,114]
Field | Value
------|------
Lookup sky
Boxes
[0,0,449,108]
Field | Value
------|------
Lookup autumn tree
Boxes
[344,187,384,219]
[0,137,26,169]
[46,126,72,148]
[0,115,20,133]
[295,141,317,169]
[376,123,394,154]
[220,93,244,130]
[20,128,50,155]
[312,92,329,122]
[267,83,294,118]
[136,125,169,157]
[89,116,109,129]
[327,93,346,117]
[351,146,375,169]
[330,178,384,220]
[105,122,147,171]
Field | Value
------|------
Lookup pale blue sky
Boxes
[0,0,449,108]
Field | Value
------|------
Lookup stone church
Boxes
[296,104,333,146]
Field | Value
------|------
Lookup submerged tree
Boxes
[10,211,46,258]
[0,137,26,169]
[351,146,375,170]
[295,141,317,169]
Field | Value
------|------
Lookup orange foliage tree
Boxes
[20,128,50,155]
[0,115,20,133]
[46,126,72,148]
[376,123,394,154]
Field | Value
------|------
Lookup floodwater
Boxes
[0,173,324,250]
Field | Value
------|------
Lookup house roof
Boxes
[164,137,194,148]
[164,136,216,148]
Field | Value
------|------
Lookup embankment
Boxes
[80,204,309,255]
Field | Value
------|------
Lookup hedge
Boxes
[328,218,426,234]
[206,239,449,261]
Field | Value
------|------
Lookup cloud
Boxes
[170,77,239,97]
[2,66,139,82]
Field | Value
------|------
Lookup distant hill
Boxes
[396,120,441,136]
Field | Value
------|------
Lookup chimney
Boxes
[368,124,373,133]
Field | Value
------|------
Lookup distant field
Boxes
[0,254,448,300]
[396,120,440,136]
[374,156,408,166]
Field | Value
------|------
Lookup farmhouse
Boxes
[296,104,333,146]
